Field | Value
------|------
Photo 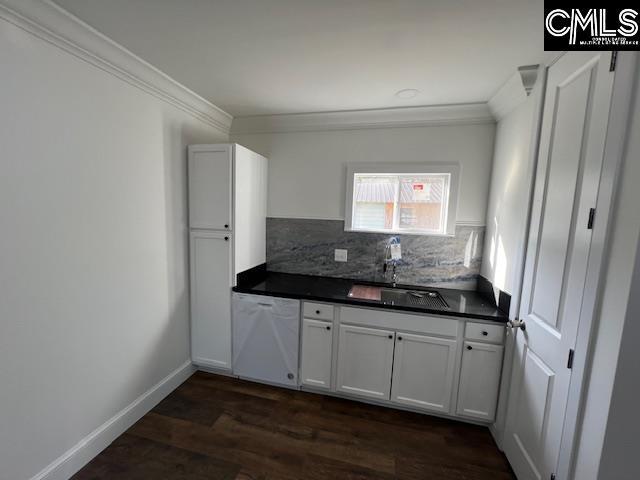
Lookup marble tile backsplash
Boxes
[266,218,484,290]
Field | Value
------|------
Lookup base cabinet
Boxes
[300,318,333,389]
[456,341,504,421]
[296,302,506,425]
[391,333,458,413]
[336,325,395,400]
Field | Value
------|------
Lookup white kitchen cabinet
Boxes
[188,145,232,231]
[300,318,333,389]
[190,230,232,370]
[456,341,504,421]
[336,325,395,400]
[188,144,267,371]
[390,333,458,414]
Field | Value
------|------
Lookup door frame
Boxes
[555,51,639,479]
[500,51,638,479]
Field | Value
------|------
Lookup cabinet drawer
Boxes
[464,322,505,344]
[303,302,334,321]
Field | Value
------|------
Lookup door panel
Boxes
[300,318,333,389]
[504,52,615,480]
[336,325,395,400]
[511,347,554,479]
[188,146,232,230]
[456,341,504,421]
[390,333,457,413]
[530,64,594,330]
[190,231,232,370]
[232,295,300,387]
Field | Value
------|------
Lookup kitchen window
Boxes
[344,164,460,235]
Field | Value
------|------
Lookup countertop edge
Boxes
[232,285,509,323]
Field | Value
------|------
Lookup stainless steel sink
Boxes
[348,285,450,311]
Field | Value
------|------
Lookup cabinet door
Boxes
[390,333,458,413]
[456,341,504,421]
[188,145,232,230]
[300,318,333,389]
[336,325,395,400]
[190,231,232,370]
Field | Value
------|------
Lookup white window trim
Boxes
[344,163,460,236]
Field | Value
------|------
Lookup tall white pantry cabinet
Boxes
[188,144,267,371]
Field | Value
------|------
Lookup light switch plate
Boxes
[334,249,348,262]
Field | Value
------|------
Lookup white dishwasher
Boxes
[232,293,300,387]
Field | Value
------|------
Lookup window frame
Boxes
[344,163,460,236]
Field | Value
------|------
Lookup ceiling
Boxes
[53,0,544,117]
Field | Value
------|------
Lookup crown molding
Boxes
[231,103,495,135]
[0,0,233,134]
[488,65,540,121]
[543,51,565,67]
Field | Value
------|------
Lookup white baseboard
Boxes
[489,423,504,451]
[195,366,236,377]
[30,360,195,480]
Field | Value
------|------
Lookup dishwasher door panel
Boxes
[232,293,300,387]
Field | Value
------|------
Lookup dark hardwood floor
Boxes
[73,371,515,479]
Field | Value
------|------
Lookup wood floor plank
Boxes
[152,383,224,426]
[72,433,239,480]
[302,454,397,480]
[292,407,447,456]
[129,412,306,479]
[212,411,396,474]
[74,372,515,480]
[396,453,516,480]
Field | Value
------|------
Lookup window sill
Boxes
[344,227,455,237]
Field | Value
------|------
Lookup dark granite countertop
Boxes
[233,270,509,323]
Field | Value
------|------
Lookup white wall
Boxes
[480,98,535,298]
[572,61,640,480]
[231,123,495,224]
[482,73,543,449]
[598,233,640,480]
[0,16,226,480]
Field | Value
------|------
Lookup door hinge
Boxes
[610,51,618,72]
[587,208,596,229]
[567,349,575,369]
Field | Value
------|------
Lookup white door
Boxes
[504,52,615,480]
[336,325,395,400]
[390,333,458,413]
[190,230,232,370]
[188,145,233,231]
[457,341,504,421]
[300,318,333,389]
